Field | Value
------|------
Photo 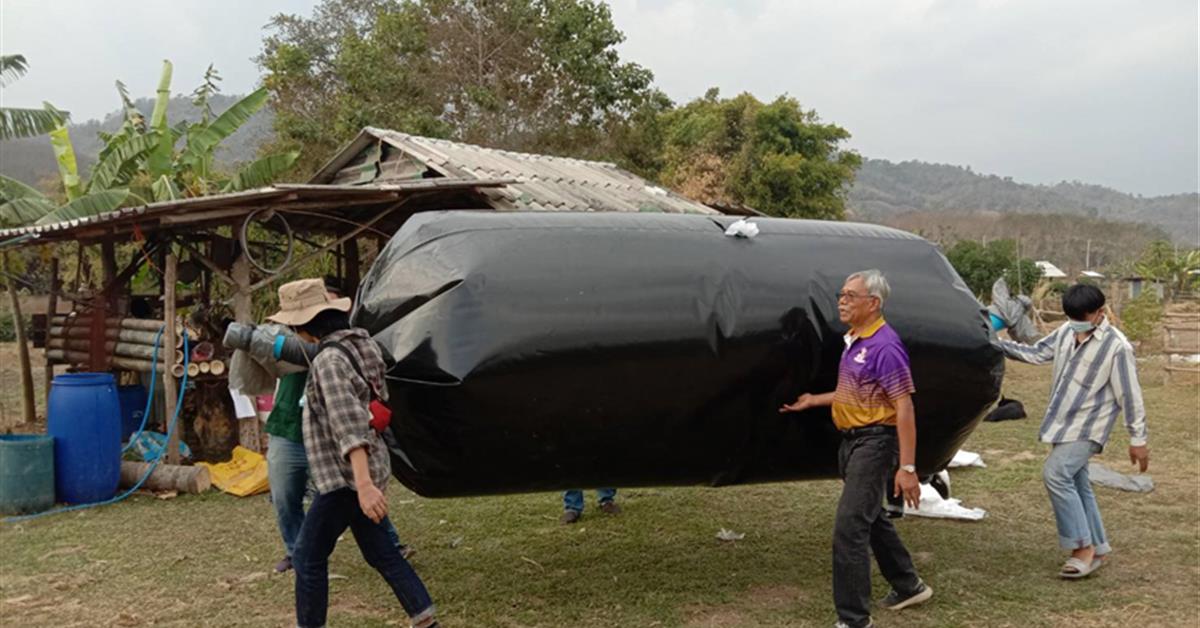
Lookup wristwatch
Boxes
[900,464,916,474]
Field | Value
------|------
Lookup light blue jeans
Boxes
[1043,440,1110,555]
[267,435,402,557]
[563,488,617,513]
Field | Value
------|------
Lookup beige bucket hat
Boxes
[266,278,351,326]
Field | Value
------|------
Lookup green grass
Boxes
[2,360,1198,627]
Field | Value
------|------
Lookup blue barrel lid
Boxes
[53,372,116,386]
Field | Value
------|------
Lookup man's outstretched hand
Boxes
[779,393,816,413]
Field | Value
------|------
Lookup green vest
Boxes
[265,371,307,443]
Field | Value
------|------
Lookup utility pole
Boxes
[1085,239,1091,270]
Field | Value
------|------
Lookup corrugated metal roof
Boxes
[0,179,510,242]
[311,128,720,216]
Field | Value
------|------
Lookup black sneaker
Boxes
[880,580,933,610]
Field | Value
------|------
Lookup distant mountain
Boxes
[848,159,1198,245]
[3,101,1195,248]
[0,93,273,189]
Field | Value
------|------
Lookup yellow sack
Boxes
[197,446,270,497]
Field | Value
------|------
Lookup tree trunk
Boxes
[3,253,36,424]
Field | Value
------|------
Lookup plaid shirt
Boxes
[302,328,392,495]
[1000,319,1147,449]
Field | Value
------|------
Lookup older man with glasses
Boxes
[781,269,932,628]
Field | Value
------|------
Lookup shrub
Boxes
[1120,289,1163,344]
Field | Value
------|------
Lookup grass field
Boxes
[1,345,1197,627]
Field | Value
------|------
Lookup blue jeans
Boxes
[1044,440,1110,554]
[563,488,616,513]
[268,435,402,557]
[294,488,435,628]
[267,435,308,557]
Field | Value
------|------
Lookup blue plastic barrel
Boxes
[116,384,148,442]
[47,373,121,504]
[0,434,55,514]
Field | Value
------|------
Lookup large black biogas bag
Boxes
[355,211,1003,497]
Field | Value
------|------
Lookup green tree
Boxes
[945,239,1042,299]
[258,0,658,175]
[646,90,861,220]
[0,54,69,140]
[1134,240,1200,299]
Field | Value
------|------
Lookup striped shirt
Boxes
[999,319,1147,448]
[302,328,393,495]
[831,317,917,430]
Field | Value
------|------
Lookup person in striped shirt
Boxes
[999,283,1149,580]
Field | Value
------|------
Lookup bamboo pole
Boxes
[198,361,211,374]
[209,359,225,376]
[163,253,180,465]
[186,362,200,377]
[46,349,166,373]
[50,316,167,332]
[49,327,167,346]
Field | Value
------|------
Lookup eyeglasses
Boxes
[836,291,875,302]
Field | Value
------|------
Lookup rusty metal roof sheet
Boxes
[311,128,719,215]
[0,178,509,243]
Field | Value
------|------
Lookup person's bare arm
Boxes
[893,393,920,508]
[779,392,836,413]
[349,447,387,523]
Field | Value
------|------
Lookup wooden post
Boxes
[163,252,181,465]
[231,252,262,452]
[345,239,361,297]
[44,257,59,410]
[3,253,35,424]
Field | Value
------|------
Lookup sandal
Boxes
[1059,557,1102,579]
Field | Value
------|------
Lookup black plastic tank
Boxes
[355,211,1003,497]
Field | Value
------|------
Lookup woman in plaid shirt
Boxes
[268,278,438,628]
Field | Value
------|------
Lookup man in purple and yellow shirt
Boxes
[781,269,932,628]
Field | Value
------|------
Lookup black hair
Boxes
[323,275,344,297]
[297,308,351,339]
[1062,284,1106,320]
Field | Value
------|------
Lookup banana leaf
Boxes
[87,133,159,192]
[49,125,83,200]
[0,102,68,140]
[0,54,29,86]
[149,60,173,130]
[222,152,299,192]
[184,87,268,160]
[35,189,131,226]
[0,197,56,226]
[145,61,175,181]
[151,174,181,202]
[0,174,48,202]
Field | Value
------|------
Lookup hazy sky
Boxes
[2,0,1196,196]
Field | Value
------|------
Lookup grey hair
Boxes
[847,269,890,304]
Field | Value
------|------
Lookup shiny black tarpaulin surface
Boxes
[355,212,1003,497]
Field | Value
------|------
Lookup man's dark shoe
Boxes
[560,509,582,524]
[599,500,622,515]
[834,621,874,628]
[399,544,416,560]
[273,556,293,573]
[880,580,933,610]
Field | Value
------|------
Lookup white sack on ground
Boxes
[905,483,987,521]
[948,449,987,468]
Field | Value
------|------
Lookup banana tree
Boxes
[0,54,69,140]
